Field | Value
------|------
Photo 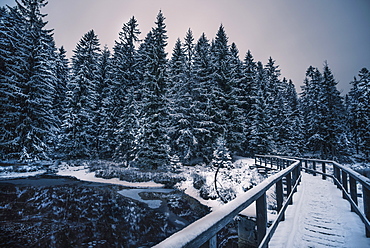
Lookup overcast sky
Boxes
[3,0,370,93]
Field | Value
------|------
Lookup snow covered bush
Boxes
[192,173,206,190]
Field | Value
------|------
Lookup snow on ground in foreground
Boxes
[269,172,370,248]
[56,163,163,188]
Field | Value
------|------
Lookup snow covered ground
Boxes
[175,157,265,210]
[0,157,269,210]
[55,162,164,188]
[269,172,370,248]
[0,164,47,179]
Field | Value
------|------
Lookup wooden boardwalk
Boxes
[154,156,370,248]
[269,172,370,248]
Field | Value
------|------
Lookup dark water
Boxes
[0,174,209,247]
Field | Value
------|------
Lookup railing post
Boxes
[208,235,217,248]
[342,171,348,199]
[272,157,275,169]
[286,173,292,205]
[312,161,316,176]
[349,175,358,212]
[256,192,267,245]
[322,162,326,180]
[292,166,298,193]
[333,165,337,186]
[363,185,370,237]
[334,165,341,189]
[304,160,308,169]
[298,161,302,184]
[269,157,272,168]
[276,179,284,221]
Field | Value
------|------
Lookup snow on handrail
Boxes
[286,155,370,189]
[332,161,370,189]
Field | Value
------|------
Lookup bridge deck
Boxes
[269,172,370,248]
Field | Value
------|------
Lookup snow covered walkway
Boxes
[269,172,370,248]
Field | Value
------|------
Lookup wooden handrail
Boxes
[299,157,370,237]
[285,156,370,189]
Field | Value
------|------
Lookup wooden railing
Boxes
[153,155,301,248]
[295,157,370,237]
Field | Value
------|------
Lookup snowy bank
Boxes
[55,162,164,188]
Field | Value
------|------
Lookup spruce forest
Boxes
[1,1,370,168]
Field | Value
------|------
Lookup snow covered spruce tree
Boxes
[300,62,349,161]
[263,57,284,154]
[112,16,141,162]
[0,6,22,159]
[168,37,198,165]
[61,30,101,158]
[318,62,349,160]
[273,77,302,155]
[226,42,248,155]
[192,33,215,162]
[241,50,259,155]
[210,25,235,151]
[300,66,322,154]
[347,68,370,160]
[0,0,58,161]
[283,78,303,155]
[134,11,170,169]
[248,62,274,155]
[51,46,69,153]
[53,46,69,126]
[95,46,114,158]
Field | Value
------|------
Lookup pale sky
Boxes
[3,0,370,93]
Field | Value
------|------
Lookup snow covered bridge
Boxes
[153,155,370,248]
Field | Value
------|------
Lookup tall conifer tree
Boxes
[227,42,245,154]
[301,62,348,160]
[168,38,196,164]
[347,68,370,160]
[62,30,101,158]
[248,62,273,155]
[135,11,170,169]
[0,0,57,161]
[241,50,258,155]
[211,24,232,140]
[0,6,22,158]
[112,16,141,162]
[192,33,215,162]
[95,46,114,158]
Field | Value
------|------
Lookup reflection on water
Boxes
[0,174,210,247]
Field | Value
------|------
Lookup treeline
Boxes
[1,1,369,167]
